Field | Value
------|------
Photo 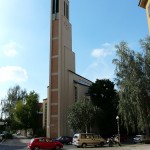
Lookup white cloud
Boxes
[91,42,115,58]
[82,42,116,81]
[82,59,115,82]
[4,49,17,57]
[2,41,23,57]
[0,66,28,83]
[91,48,112,58]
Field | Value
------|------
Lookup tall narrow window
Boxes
[74,86,78,102]
[64,1,66,16]
[44,103,47,128]
[52,0,55,14]
[56,0,59,13]
[52,0,59,14]
[66,3,68,19]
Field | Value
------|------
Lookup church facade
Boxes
[139,0,150,32]
[43,0,93,138]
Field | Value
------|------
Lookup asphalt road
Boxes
[0,137,150,150]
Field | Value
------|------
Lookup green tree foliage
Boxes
[13,91,39,134]
[25,91,39,133]
[88,79,119,136]
[113,36,150,132]
[1,85,40,133]
[13,101,29,129]
[67,99,101,133]
[2,85,27,119]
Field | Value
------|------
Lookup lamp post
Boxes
[116,116,120,143]
[5,122,7,130]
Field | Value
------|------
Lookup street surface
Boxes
[0,137,150,150]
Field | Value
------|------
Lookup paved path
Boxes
[1,137,150,150]
[65,144,150,150]
[0,138,30,146]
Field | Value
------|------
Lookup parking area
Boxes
[65,144,150,150]
[1,137,150,150]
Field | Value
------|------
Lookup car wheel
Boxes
[82,143,87,148]
[67,141,72,145]
[55,145,60,150]
[34,146,40,150]
[100,142,104,147]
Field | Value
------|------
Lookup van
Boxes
[72,133,106,148]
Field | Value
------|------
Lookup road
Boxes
[0,137,150,150]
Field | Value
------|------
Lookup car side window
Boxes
[39,139,45,142]
[46,139,52,142]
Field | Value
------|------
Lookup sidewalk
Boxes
[0,135,31,146]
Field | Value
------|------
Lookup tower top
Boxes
[52,0,70,20]
[138,0,148,8]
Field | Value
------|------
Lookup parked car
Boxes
[72,133,106,148]
[53,136,72,144]
[0,134,3,141]
[27,137,63,150]
[1,131,13,139]
[133,135,150,144]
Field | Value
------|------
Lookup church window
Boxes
[64,1,66,16]
[52,0,55,14]
[66,3,69,19]
[56,0,59,13]
[52,0,59,14]
[74,86,78,102]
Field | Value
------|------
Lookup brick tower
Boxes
[46,0,92,138]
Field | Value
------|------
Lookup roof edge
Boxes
[138,0,147,9]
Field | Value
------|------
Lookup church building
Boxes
[139,0,150,32]
[43,0,93,138]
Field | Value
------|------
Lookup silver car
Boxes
[0,135,3,141]
[133,135,145,143]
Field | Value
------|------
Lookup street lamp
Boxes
[116,116,120,143]
[5,122,7,130]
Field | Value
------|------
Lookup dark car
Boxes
[0,131,13,139]
[27,137,63,150]
[53,136,72,144]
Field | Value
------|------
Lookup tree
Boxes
[25,91,39,134]
[2,85,27,119]
[88,79,119,136]
[1,85,40,134]
[67,99,101,133]
[13,101,29,130]
[113,37,150,132]
[13,91,39,134]
[1,85,27,130]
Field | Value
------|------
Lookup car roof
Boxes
[33,137,52,140]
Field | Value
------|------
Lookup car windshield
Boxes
[135,135,141,138]
[57,137,62,140]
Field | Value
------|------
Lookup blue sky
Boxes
[0,0,148,102]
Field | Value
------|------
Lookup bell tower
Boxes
[139,0,150,32]
[47,0,75,137]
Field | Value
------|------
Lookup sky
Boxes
[0,0,148,103]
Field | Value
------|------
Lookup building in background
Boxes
[43,0,93,138]
[139,0,150,32]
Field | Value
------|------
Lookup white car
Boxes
[133,135,146,143]
[72,133,106,148]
